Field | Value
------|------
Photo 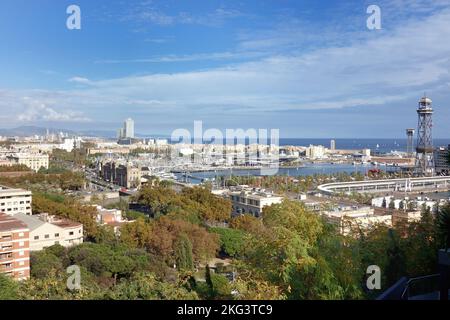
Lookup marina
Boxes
[172,163,380,184]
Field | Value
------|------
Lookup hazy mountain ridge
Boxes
[0,126,168,139]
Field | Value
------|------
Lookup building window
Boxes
[34,236,39,240]
[55,233,59,237]
[19,232,24,237]
[19,241,24,247]
[19,251,24,256]
[44,234,49,239]
[69,231,74,236]
[19,261,25,266]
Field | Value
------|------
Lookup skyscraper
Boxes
[117,128,124,139]
[124,118,135,138]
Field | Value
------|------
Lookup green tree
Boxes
[205,264,212,288]
[108,272,198,300]
[210,227,246,257]
[437,204,450,249]
[240,199,352,299]
[388,199,396,210]
[385,230,406,286]
[30,251,65,279]
[0,273,19,300]
[209,273,232,299]
[174,233,194,271]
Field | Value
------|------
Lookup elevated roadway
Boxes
[317,176,450,195]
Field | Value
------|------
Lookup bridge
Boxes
[317,176,450,195]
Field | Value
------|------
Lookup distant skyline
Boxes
[1,0,450,138]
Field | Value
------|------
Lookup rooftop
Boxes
[0,213,29,232]
[14,213,82,231]
[0,185,31,195]
[228,186,283,200]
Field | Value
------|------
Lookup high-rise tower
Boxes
[330,139,336,151]
[415,96,434,176]
[124,118,135,139]
[406,128,415,157]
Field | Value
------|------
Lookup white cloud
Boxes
[16,97,91,123]
[2,2,450,128]
[122,2,245,27]
[95,51,267,64]
[68,77,92,85]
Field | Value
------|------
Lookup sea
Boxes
[279,138,450,154]
[172,138,450,154]
[173,138,450,183]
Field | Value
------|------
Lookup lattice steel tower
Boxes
[415,95,434,176]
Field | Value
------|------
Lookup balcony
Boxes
[401,274,443,300]
[0,253,13,262]
[0,236,12,242]
[0,245,13,252]
[0,263,13,272]
[378,249,450,300]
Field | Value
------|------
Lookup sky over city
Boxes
[0,0,450,138]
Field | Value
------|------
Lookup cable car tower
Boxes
[415,95,434,176]
[406,128,415,157]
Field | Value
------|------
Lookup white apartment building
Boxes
[322,206,392,236]
[59,137,83,152]
[306,145,326,159]
[227,186,283,217]
[0,186,32,216]
[7,153,49,172]
[95,205,124,234]
[14,213,83,251]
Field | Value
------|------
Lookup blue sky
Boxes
[0,0,450,138]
